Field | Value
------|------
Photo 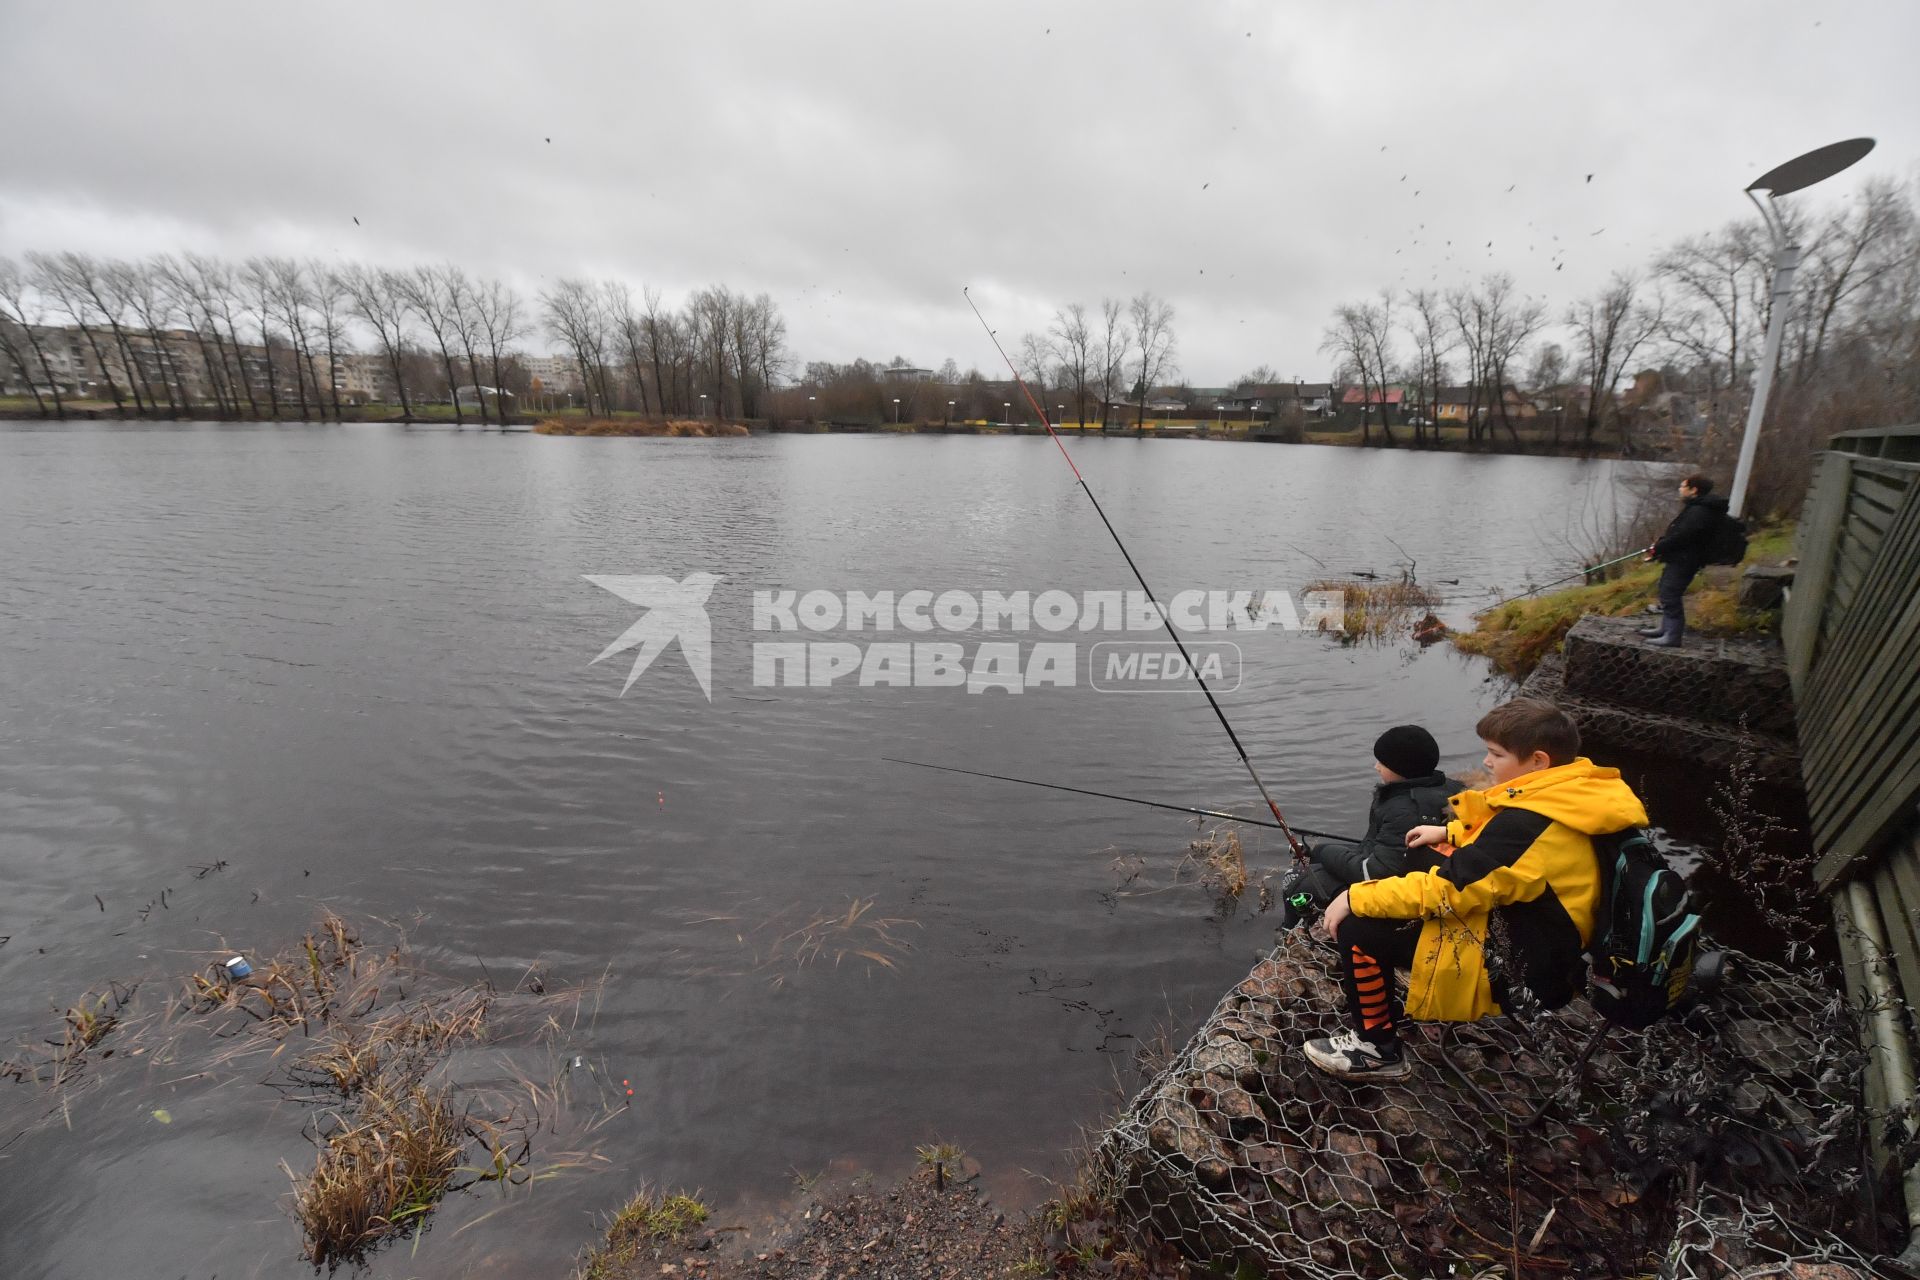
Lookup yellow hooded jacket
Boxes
[1344,757,1648,1023]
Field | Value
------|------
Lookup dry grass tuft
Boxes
[1184,828,1248,900]
[685,896,919,988]
[288,1084,465,1268]
[1305,577,1444,645]
[535,417,750,438]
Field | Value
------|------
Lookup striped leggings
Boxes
[1331,914,1422,1046]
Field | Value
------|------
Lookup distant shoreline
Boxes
[0,406,1650,457]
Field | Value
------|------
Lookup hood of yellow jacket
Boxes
[1456,757,1647,837]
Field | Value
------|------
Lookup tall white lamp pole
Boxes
[1728,137,1874,519]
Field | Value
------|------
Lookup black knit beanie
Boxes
[1373,725,1439,779]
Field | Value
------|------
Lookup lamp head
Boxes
[1747,138,1875,197]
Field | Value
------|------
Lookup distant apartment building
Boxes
[520,354,583,395]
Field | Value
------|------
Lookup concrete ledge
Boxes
[1561,615,1797,737]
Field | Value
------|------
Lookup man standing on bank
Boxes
[1642,473,1728,649]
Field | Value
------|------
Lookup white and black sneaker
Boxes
[1303,1030,1412,1081]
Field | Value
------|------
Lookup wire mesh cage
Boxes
[1094,931,1875,1278]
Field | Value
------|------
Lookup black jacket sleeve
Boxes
[1652,502,1717,561]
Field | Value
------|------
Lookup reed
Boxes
[287,1083,464,1267]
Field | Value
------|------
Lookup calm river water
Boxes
[0,424,1635,1277]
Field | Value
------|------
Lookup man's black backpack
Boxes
[1705,512,1749,565]
[1587,829,1702,1028]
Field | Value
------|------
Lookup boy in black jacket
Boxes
[1280,725,1460,928]
[1641,473,1728,649]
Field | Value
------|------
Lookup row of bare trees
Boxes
[1009,292,1178,428]
[537,279,788,420]
[0,252,537,425]
[0,251,793,427]
[1315,177,1919,475]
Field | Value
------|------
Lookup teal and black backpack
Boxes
[1586,828,1702,1029]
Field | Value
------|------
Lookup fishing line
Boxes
[884,757,1358,844]
[963,286,1308,857]
[1482,547,1646,611]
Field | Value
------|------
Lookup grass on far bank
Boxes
[534,417,750,437]
[1452,522,1795,678]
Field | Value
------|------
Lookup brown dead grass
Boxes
[534,418,751,437]
[6,909,609,1268]
[1305,578,1444,645]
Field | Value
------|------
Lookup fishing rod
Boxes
[1481,547,1647,612]
[963,286,1309,858]
[884,757,1359,844]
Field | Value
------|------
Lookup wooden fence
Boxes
[1782,423,1920,1257]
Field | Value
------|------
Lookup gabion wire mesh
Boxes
[1095,931,1869,1278]
[1559,616,1797,737]
[1663,1194,1882,1279]
[1522,653,1802,787]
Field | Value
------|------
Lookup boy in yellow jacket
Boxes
[1303,698,1648,1081]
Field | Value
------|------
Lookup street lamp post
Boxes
[1003,401,1011,428]
[1056,404,1064,428]
[1729,138,1875,519]
[892,397,901,425]
[700,393,708,419]
[946,400,954,427]
[808,394,816,424]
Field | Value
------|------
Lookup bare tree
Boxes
[473,277,528,424]
[1785,178,1918,385]
[440,267,495,426]
[1568,272,1664,451]
[96,258,168,414]
[1049,303,1094,426]
[688,285,736,418]
[1095,298,1130,427]
[1127,292,1176,430]
[116,259,191,415]
[155,254,235,417]
[1403,288,1454,444]
[399,266,467,424]
[731,291,786,419]
[1321,297,1396,446]
[309,263,351,423]
[198,255,260,418]
[340,265,415,419]
[1655,219,1772,422]
[0,256,64,417]
[31,252,132,414]
[1481,275,1545,446]
[239,258,287,420]
[603,281,654,416]
[642,286,675,414]
[541,278,615,416]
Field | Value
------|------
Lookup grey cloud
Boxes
[2,0,1913,381]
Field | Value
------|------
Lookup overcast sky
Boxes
[2,0,1914,384]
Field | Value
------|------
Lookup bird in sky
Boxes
[352,217,359,225]
[1586,174,1594,183]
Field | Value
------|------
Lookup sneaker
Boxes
[1636,626,1667,638]
[1303,1029,1413,1081]
[1644,634,1683,648]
